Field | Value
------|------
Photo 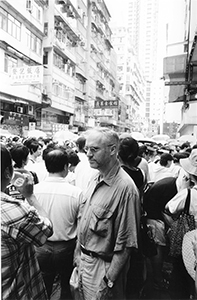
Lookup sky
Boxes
[105,0,127,26]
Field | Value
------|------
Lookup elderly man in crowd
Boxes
[74,127,141,300]
[1,144,53,300]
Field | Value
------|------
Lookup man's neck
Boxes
[48,172,65,178]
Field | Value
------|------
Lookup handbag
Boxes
[169,189,195,258]
[69,267,80,300]
[140,215,157,258]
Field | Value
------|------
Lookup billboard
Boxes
[10,66,43,85]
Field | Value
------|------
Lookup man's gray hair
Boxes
[86,127,119,145]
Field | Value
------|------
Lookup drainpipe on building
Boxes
[183,0,191,111]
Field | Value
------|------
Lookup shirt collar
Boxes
[94,160,121,187]
[45,176,66,182]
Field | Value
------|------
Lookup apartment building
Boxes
[0,0,124,136]
[111,26,146,133]
[0,0,46,136]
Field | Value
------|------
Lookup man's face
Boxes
[85,132,113,171]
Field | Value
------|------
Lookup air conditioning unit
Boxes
[17,107,23,114]
[28,105,34,115]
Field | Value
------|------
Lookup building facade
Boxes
[0,0,127,136]
[111,26,146,133]
[163,0,197,138]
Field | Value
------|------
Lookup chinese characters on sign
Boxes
[94,99,119,108]
[10,66,43,85]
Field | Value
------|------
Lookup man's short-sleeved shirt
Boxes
[1,192,53,300]
[34,177,83,241]
[78,161,141,256]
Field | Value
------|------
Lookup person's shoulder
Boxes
[65,181,83,194]
[118,168,139,191]
[1,192,32,217]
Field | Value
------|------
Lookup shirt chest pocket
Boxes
[89,206,113,237]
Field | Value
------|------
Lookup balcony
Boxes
[54,38,76,64]
[55,15,80,42]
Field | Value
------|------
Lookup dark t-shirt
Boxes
[143,177,177,221]
[122,165,144,190]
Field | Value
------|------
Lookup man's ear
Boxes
[64,164,68,176]
[110,144,117,155]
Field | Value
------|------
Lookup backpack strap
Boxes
[183,189,191,214]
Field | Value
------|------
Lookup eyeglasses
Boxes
[85,144,114,154]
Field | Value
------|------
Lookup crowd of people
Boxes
[1,129,197,300]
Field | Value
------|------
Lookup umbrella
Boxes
[177,135,196,145]
[53,130,79,142]
[152,134,170,142]
[27,129,47,139]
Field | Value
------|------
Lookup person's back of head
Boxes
[160,153,173,167]
[23,137,37,149]
[76,136,86,153]
[44,147,69,174]
[119,136,139,164]
[28,141,40,155]
[10,144,29,168]
[138,145,148,158]
[66,148,80,167]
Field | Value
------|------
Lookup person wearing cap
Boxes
[165,149,197,219]
[165,149,197,299]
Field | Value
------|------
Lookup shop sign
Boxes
[94,99,119,108]
[52,123,69,133]
[10,66,43,85]
[3,112,29,126]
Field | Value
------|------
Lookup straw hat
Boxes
[182,229,197,281]
[180,149,197,176]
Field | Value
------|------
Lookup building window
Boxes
[4,54,18,73]
[26,28,42,55]
[44,22,48,36]
[43,52,48,65]
[0,7,21,40]
[53,51,75,77]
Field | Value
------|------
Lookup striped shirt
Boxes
[1,192,53,300]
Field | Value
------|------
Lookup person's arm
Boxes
[95,248,131,300]
[15,174,53,245]
[25,194,49,219]
[105,248,131,282]
[17,174,49,219]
